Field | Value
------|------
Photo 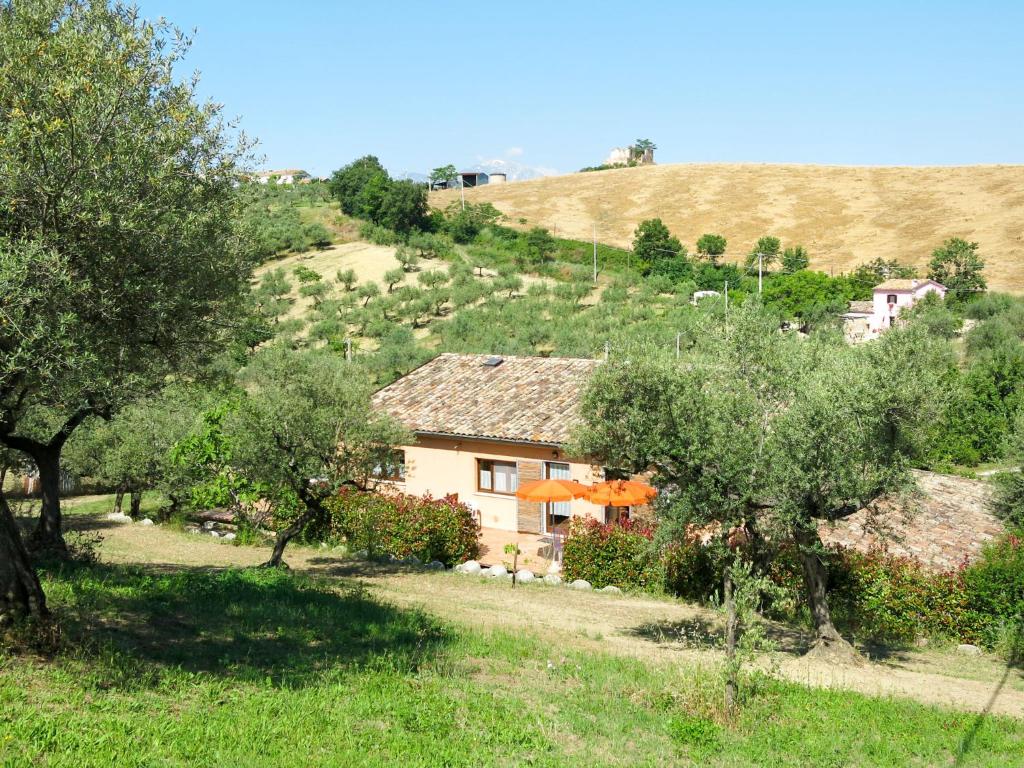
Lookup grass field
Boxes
[2,501,1023,766]
[431,163,1024,293]
[3,562,1023,767]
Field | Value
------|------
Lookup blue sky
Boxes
[139,1,1024,177]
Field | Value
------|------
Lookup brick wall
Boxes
[517,460,543,533]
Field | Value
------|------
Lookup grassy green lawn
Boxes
[3,560,1022,767]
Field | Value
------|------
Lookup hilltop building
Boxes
[842,278,946,342]
[254,169,311,185]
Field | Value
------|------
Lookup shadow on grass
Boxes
[628,616,811,656]
[35,558,451,690]
[302,556,446,578]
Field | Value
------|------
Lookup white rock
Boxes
[957,643,983,656]
[570,579,592,591]
[105,512,132,523]
[487,564,508,578]
[202,521,215,530]
[547,562,562,575]
[600,585,622,594]
[222,532,237,541]
[137,518,155,527]
[515,569,535,583]
[187,527,202,535]
[543,574,562,586]
[460,560,482,575]
[426,560,445,571]
[208,530,221,538]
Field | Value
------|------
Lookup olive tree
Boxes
[221,347,407,567]
[572,303,943,660]
[0,1,253,550]
[0,445,47,626]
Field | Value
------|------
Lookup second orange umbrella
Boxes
[585,479,657,506]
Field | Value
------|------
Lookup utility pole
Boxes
[675,332,681,359]
[758,252,764,295]
[459,173,465,212]
[724,280,729,332]
[345,337,352,362]
[592,223,598,285]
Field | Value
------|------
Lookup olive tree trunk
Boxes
[794,525,859,662]
[129,490,142,519]
[0,491,48,626]
[724,565,738,711]
[31,446,66,554]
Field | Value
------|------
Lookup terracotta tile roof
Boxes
[873,278,944,292]
[844,300,874,314]
[371,353,601,445]
[820,470,1003,571]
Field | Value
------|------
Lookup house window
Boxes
[886,294,898,306]
[373,450,406,481]
[477,459,518,495]
[544,461,572,533]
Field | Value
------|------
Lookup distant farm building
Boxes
[459,170,490,188]
[254,169,312,185]
[842,278,947,342]
[489,172,507,184]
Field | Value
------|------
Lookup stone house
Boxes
[371,353,625,533]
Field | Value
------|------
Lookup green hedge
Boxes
[562,517,661,590]
[322,489,480,566]
[571,518,1024,651]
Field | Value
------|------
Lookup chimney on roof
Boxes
[482,356,503,367]
[911,279,919,288]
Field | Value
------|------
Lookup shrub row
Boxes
[321,489,480,566]
[562,517,661,590]
[563,518,1024,651]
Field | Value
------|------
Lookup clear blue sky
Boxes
[138,0,1024,177]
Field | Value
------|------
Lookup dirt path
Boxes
[74,512,1024,718]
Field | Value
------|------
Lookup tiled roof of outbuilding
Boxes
[371,353,601,445]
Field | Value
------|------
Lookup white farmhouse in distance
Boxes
[254,169,311,185]
[842,278,947,342]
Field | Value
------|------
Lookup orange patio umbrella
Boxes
[515,478,590,503]
[584,479,657,506]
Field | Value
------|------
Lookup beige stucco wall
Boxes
[387,434,606,531]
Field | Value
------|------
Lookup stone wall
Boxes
[819,470,1004,571]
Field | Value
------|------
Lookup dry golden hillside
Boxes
[431,164,1024,292]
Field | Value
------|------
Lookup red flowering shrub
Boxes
[663,539,721,602]
[562,517,661,590]
[322,489,480,565]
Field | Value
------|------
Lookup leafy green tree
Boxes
[762,271,854,326]
[202,348,407,566]
[384,268,405,293]
[928,238,986,298]
[372,179,431,235]
[328,155,388,216]
[849,258,917,297]
[0,2,252,551]
[429,164,457,187]
[409,232,453,260]
[745,236,781,272]
[417,270,448,291]
[781,245,810,273]
[572,306,943,659]
[632,219,684,277]
[696,233,727,263]
[336,269,358,291]
[992,410,1024,528]
[356,282,381,307]
[522,227,557,266]
[395,246,421,272]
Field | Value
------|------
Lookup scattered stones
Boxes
[515,569,535,583]
[202,520,215,531]
[957,643,983,657]
[426,561,445,571]
[137,518,155,527]
[187,527,202,535]
[487,565,508,578]
[105,512,132,523]
[543,574,562,586]
[459,560,482,575]
[208,530,221,538]
[600,585,622,594]
[222,532,237,541]
[570,579,592,591]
